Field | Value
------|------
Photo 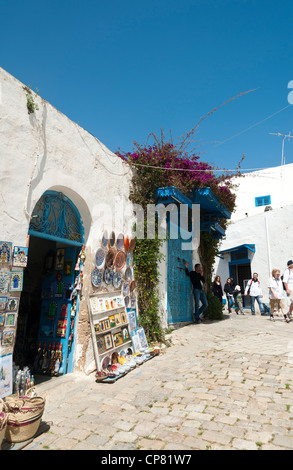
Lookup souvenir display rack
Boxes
[88,292,133,372]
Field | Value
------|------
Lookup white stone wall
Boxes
[0,67,135,372]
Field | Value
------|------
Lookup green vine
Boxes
[24,85,39,114]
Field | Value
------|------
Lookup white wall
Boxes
[0,67,135,372]
[214,204,293,304]
[232,164,293,221]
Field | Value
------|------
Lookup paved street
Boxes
[17,311,293,450]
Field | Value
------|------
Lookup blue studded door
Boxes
[167,236,194,324]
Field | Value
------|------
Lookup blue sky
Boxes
[1,0,293,172]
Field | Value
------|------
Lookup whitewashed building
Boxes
[0,67,135,379]
[214,163,293,307]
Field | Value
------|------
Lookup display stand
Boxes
[88,292,133,372]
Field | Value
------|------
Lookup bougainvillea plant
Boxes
[116,91,250,340]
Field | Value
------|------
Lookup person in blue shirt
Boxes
[185,262,208,323]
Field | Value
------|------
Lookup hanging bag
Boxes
[0,398,7,448]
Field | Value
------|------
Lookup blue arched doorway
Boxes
[14,191,85,378]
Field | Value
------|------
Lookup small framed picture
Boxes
[97,335,106,354]
[5,313,17,327]
[10,271,23,292]
[2,330,15,346]
[113,331,123,347]
[0,297,7,311]
[104,318,110,330]
[6,298,19,312]
[0,313,5,327]
[114,313,121,326]
[12,246,28,267]
[0,272,10,293]
[109,315,116,328]
[94,323,101,334]
[104,333,113,350]
[120,310,127,324]
[122,326,130,342]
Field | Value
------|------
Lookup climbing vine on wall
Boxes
[117,91,250,339]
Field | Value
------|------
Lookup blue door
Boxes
[167,235,194,324]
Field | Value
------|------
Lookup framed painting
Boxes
[104,333,113,350]
[0,272,10,293]
[5,313,17,327]
[12,246,28,267]
[0,242,12,264]
[10,271,23,292]
[0,313,5,327]
[0,297,7,312]
[6,298,19,312]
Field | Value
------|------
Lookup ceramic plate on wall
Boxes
[124,236,130,252]
[101,231,108,248]
[113,271,122,289]
[130,280,136,292]
[91,268,103,287]
[106,249,116,269]
[125,267,132,281]
[124,295,130,307]
[129,238,136,252]
[116,233,124,250]
[104,268,114,285]
[109,231,115,247]
[114,251,126,271]
[95,248,106,269]
[101,355,110,370]
[122,282,129,296]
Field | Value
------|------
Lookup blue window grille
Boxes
[29,191,84,246]
[255,195,271,207]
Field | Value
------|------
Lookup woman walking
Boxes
[224,278,234,313]
[268,269,290,323]
[212,275,223,305]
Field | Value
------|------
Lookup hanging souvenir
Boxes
[95,248,106,269]
[101,230,109,248]
[0,297,7,311]
[113,271,122,289]
[0,272,10,293]
[55,248,65,271]
[56,319,67,337]
[48,301,58,320]
[55,281,65,298]
[6,297,18,312]
[129,238,136,252]
[109,231,115,248]
[106,249,116,269]
[42,283,54,299]
[104,268,114,285]
[75,245,86,271]
[91,268,103,288]
[125,267,132,281]
[116,233,124,250]
[122,282,130,296]
[0,242,12,264]
[114,251,126,271]
[60,303,68,319]
[10,271,23,292]
[64,259,73,276]
[124,236,130,252]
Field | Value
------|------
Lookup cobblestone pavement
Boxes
[19,312,293,450]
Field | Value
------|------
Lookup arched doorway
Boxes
[14,191,85,379]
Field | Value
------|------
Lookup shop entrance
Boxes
[14,190,84,379]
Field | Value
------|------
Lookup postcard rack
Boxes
[88,292,133,371]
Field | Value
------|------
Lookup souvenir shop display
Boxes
[0,242,25,364]
[33,245,85,376]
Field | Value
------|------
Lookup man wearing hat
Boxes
[283,260,293,319]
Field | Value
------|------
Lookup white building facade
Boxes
[214,164,293,308]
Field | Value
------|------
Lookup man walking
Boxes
[185,262,208,323]
[283,260,293,319]
[244,272,265,315]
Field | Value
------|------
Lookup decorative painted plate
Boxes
[106,249,116,269]
[124,295,130,307]
[114,251,126,271]
[113,271,122,289]
[125,267,132,281]
[101,355,110,370]
[122,282,130,296]
[116,233,124,250]
[101,230,109,248]
[104,268,114,285]
[130,280,136,292]
[129,238,136,252]
[95,248,106,269]
[124,236,130,252]
[91,268,103,288]
[109,231,115,247]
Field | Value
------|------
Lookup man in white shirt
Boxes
[268,269,289,322]
[245,272,265,315]
[283,260,293,319]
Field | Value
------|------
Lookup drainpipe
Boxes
[265,212,272,275]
